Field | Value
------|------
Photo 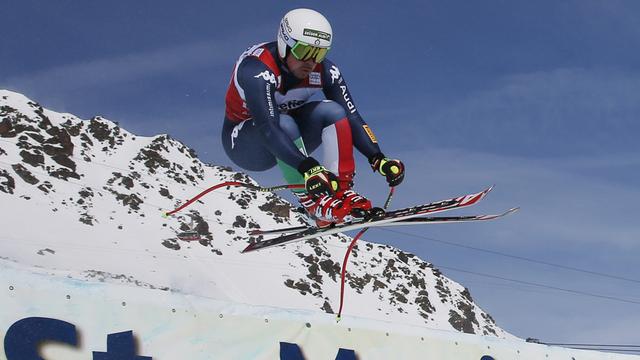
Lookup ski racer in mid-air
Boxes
[222,8,405,227]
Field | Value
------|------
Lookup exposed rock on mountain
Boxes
[0,89,511,338]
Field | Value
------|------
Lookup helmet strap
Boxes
[279,46,292,72]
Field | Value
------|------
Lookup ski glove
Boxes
[303,165,340,197]
[370,154,405,187]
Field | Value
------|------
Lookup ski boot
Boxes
[294,192,355,228]
[334,177,376,220]
[334,189,370,218]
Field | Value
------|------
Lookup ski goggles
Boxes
[290,41,329,63]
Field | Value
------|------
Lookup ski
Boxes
[249,210,383,237]
[242,186,495,253]
[249,224,312,236]
[249,207,519,236]
[368,207,519,227]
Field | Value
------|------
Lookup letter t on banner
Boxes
[280,342,356,360]
[93,330,151,360]
[335,348,356,359]
[280,342,304,360]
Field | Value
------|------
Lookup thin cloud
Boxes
[382,147,640,250]
[2,40,227,91]
[1,24,273,94]
[368,67,640,156]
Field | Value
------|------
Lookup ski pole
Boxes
[162,181,304,217]
[337,186,395,322]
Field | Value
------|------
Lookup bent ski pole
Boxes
[337,186,395,321]
[162,181,304,217]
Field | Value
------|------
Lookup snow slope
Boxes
[0,89,509,338]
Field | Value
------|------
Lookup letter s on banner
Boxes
[4,317,79,360]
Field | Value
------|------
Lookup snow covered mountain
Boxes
[0,89,511,338]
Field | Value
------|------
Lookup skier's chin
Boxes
[293,68,313,79]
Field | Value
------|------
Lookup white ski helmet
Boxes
[277,8,332,62]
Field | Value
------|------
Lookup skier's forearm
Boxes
[347,115,383,159]
[321,60,382,159]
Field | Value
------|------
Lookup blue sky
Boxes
[3,0,639,345]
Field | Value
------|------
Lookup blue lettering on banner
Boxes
[93,331,152,360]
[335,348,357,359]
[4,317,78,360]
[280,342,356,360]
[4,317,497,359]
[4,317,151,360]
[280,342,305,360]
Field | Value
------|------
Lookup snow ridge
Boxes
[0,89,511,338]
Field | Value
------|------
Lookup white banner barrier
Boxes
[1,264,637,360]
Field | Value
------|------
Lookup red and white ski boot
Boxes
[336,189,372,218]
[294,192,354,228]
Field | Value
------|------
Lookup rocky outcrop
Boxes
[0,90,508,338]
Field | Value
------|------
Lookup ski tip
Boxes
[495,207,519,218]
[463,185,495,206]
[161,211,169,219]
[479,184,495,199]
[241,241,264,253]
